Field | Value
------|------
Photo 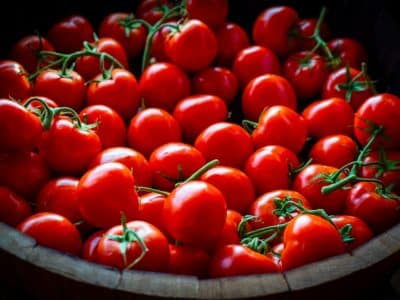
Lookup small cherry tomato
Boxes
[138,192,167,235]
[81,229,105,263]
[186,0,229,29]
[168,244,210,277]
[136,0,174,25]
[296,18,331,51]
[0,186,32,227]
[327,38,368,69]
[213,209,247,250]
[0,60,31,100]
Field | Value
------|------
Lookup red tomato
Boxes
[138,193,167,235]
[186,0,228,29]
[36,177,81,224]
[213,210,246,250]
[168,244,210,277]
[191,67,239,106]
[296,18,331,51]
[139,62,191,112]
[252,105,307,153]
[149,142,206,191]
[302,97,354,139]
[99,12,147,59]
[81,229,105,263]
[242,74,297,122]
[209,244,279,277]
[79,105,126,149]
[165,19,217,73]
[309,134,358,169]
[252,6,299,57]
[232,45,281,88]
[78,162,139,229]
[345,182,400,233]
[327,38,368,69]
[10,35,55,73]
[136,0,173,25]
[200,166,255,214]
[281,214,346,270]
[0,99,43,152]
[127,108,182,158]
[0,60,31,100]
[0,186,32,227]
[47,15,94,53]
[22,96,58,110]
[96,220,170,271]
[260,145,301,170]
[149,22,175,62]
[173,94,228,143]
[163,181,227,250]
[354,93,400,150]
[215,22,250,67]
[17,212,82,256]
[33,69,86,111]
[293,164,348,214]
[194,122,253,168]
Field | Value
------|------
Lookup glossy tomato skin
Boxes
[354,93,400,150]
[213,209,246,250]
[139,62,191,112]
[296,18,331,51]
[194,122,253,168]
[252,105,307,154]
[17,212,82,256]
[252,6,299,57]
[327,38,368,69]
[0,186,32,227]
[0,60,31,100]
[78,162,139,229]
[168,244,210,277]
[81,229,105,263]
[138,193,167,235]
[186,0,228,29]
[163,181,227,250]
[172,94,228,143]
[0,99,43,152]
[96,220,170,271]
[136,0,173,25]
[149,22,175,62]
[165,20,217,73]
[209,244,279,278]
[242,74,297,122]
[281,214,346,271]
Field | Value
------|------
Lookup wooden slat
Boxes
[0,222,36,260]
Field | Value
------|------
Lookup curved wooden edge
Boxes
[1,222,400,299]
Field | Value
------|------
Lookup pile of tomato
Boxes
[1,0,400,279]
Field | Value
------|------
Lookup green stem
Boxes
[135,186,170,196]
[23,97,54,130]
[175,159,219,187]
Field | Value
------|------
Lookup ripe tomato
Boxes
[213,209,246,250]
[327,38,368,69]
[0,186,32,227]
[138,192,167,235]
[242,74,297,122]
[149,22,175,62]
[163,181,227,249]
[168,244,210,277]
[17,212,82,256]
[194,122,253,168]
[127,108,182,158]
[81,229,105,263]
[0,60,31,100]
[296,18,331,51]
[135,0,173,25]
[165,19,217,73]
[186,0,229,29]
[281,214,346,270]
[173,94,228,143]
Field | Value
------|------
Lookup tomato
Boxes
[127,108,182,158]
[81,229,105,263]
[331,215,373,252]
[186,0,228,29]
[172,94,228,143]
[191,67,239,106]
[139,62,191,112]
[209,244,279,277]
[293,164,348,214]
[149,22,175,62]
[322,66,374,110]
[232,45,281,88]
[252,105,307,153]
[194,122,253,168]
[149,142,206,191]
[0,60,31,100]
[78,162,139,229]
[168,244,210,277]
[0,186,32,227]
[90,147,152,188]
[99,12,147,59]
[39,117,102,175]
[47,15,94,53]
[36,177,81,224]
[96,220,170,271]
[22,96,58,111]
[327,38,368,69]
[242,74,297,122]
[281,214,346,270]
[138,193,167,235]
[354,93,400,150]
[213,210,246,250]
[252,6,299,57]
[10,35,55,73]
[283,51,329,100]
[33,69,86,111]
[200,166,255,214]
[296,18,331,51]
[136,0,173,25]
[163,180,227,249]
[309,134,358,169]
[302,97,354,139]
[0,99,43,152]
[165,19,217,73]
[75,37,129,80]
[215,22,250,67]
[17,212,82,256]
[345,182,400,233]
